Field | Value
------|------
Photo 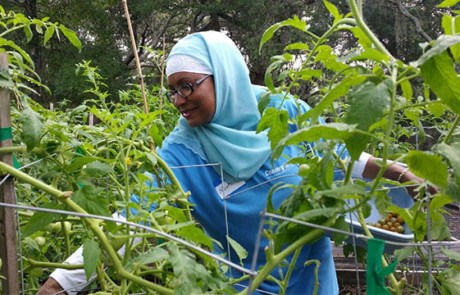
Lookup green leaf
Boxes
[317,184,366,198]
[331,216,349,245]
[438,0,460,8]
[429,194,452,240]
[412,35,460,67]
[400,79,413,101]
[345,134,370,161]
[23,24,33,42]
[272,123,356,159]
[426,101,446,118]
[441,247,460,261]
[430,213,451,241]
[315,45,348,72]
[324,0,342,21]
[374,191,392,218]
[19,107,44,150]
[0,38,34,66]
[297,69,322,81]
[303,73,366,123]
[0,70,14,88]
[437,142,460,183]
[394,246,418,263]
[405,150,448,188]
[59,24,82,51]
[260,16,309,52]
[349,27,373,48]
[285,42,309,51]
[264,59,284,91]
[67,156,97,172]
[82,239,101,280]
[350,47,390,63]
[22,202,61,236]
[176,224,213,249]
[438,268,460,295]
[43,24,56,46]
[144,152,158,167]
[226,235,248,265]
[257,92,271,115]
[125,247,169,270]
[345,79,392,131]
[257,107,289,150]
[73,184,111,217]
[167,243,210,294]
[441,15,460,61]
[345,79,393,160]
[293,207,338,222]
[419,51,460,115]
[82,161,114,177]
[404,108,420,124]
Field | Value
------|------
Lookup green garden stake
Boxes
[0,127,12,142]
[366,238,398,295]
[1,127,21,168]
[12,155,20,169]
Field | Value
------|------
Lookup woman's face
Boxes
[168,72,216,127]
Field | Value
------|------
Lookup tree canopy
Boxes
[3,0,457,106]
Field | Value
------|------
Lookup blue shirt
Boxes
[157,97,339,295]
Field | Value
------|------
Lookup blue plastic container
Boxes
[344,185,415,253]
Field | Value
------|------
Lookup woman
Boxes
[39,31,423,295]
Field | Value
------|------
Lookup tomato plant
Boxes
[2,1,460,294]
[258,0,460,294]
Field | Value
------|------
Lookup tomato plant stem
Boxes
[348,0,394,61]
[241,216,336,294]
[0,161,71,200]
[0,146,26,154]
[0,160,174,294]
[443,115,460,144]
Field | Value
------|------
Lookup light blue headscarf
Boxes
[164,31,272,182]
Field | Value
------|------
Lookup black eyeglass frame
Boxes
[167,74,211,103]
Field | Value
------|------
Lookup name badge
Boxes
[214,179,245,200]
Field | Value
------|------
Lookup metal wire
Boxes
[0,201,258,277]
[264,212,460,248]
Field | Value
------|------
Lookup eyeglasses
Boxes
[167,75,211,103]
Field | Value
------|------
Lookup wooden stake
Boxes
[0,52,20,294]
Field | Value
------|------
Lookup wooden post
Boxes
[0,52,20,294]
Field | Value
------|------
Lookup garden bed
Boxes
[336,203,460,294]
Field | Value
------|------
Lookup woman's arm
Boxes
[37,277,67,295]
[362,155,437,197]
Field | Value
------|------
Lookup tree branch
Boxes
[391,0,432,42]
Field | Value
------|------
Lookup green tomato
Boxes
[45,222,62,233]
[34,236,46,247]
[109,236,128,251]
[157,216,174,226]
[63,221,72,233]
[298,164,310,176]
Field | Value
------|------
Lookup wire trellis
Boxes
[1,157,459,294]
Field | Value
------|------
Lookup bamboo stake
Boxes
[121,0,156,153]
[0,52,20,294]
[121,0,148,115]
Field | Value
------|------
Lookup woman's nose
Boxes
[173,94,187,107]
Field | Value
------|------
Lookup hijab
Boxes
[164,31,271,182]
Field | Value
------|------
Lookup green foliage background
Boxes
[1,0,460,294]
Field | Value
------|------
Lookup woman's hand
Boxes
[397,167,439,198]
[362,156,438,198]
